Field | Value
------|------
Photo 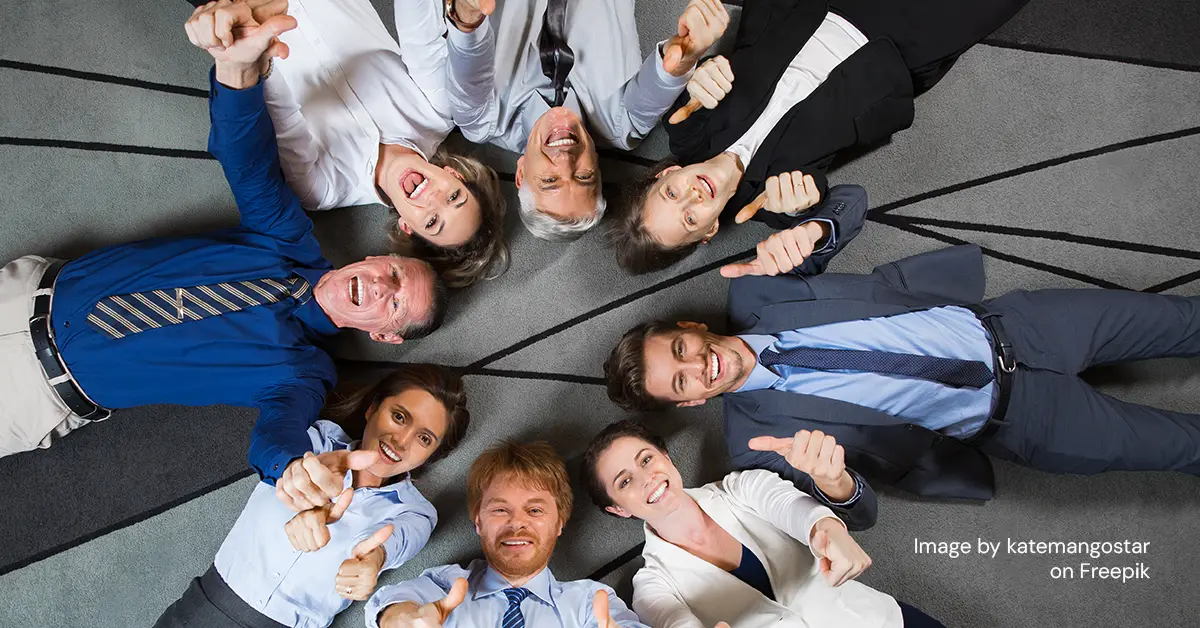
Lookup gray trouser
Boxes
[981,289,1200,474]
[155,565,287,628]
[0,255,92,457]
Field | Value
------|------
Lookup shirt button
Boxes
[904,424,915,431]
[63,321,70,328]
[273,572,281,578]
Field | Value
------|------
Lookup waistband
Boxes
[28,260,110,421]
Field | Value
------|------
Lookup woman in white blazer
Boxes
[582,420,946,628]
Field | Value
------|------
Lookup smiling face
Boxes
[475,475,563,584]
[517,107,600,221]
[641,322,756,406]
[378,153,483,249]
[358,388,450,481]
[313,256,435,343]
[596,436,686,522]
[641,154,744,249]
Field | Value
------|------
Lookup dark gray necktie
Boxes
[759,345,994,389]
[537,0,574,107]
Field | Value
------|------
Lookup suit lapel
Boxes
[740,387,902,427]
[745,298,916,334]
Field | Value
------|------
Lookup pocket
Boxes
[851,96,914,147]
[0,332,71,455]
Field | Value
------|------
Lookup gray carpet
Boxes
[1,0,1199,626]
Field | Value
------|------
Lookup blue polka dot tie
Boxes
[759,345,994,389]
[500,587,531,628]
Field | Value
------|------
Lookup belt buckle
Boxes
[997,341,1017,374]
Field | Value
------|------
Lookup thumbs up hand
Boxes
[334,524,394,601]
[284,486,353,552]
[669,55,734,124]
[378,578,469,628]
[277,449,381,512]
[662,0,730,77]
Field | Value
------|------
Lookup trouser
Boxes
[979,289,1200,474]
[155,565,287,628]
[831,0,1030,93]
[900,601,948,628]
[0,255,92,457]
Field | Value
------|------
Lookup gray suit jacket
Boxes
[723,245,996,522]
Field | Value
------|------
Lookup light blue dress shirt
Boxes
[365,559,648,628]
[214,421,437,628]
[734,306,996,438]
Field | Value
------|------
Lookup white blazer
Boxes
[632,470,903,628]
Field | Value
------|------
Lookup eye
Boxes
[677,374,685,391]
[676,341,684,359]
[685,212,696,226]
[419,434,433,447]
[667,187,677,200]
[425,215,437,229]
[530,508,544,515]
[449,189,460,203]
[391,268,399,281]
[641,455,652,466]
[391,410,406,424]
[393,297,400,312]
[619,477,630,489]
[493,508,507,515]
[543,177,558,184]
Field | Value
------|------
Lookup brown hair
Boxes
[321,364,470,473]
[604,321,674,412]
[581,419,669,513]
[388,150,510,289]
[607,158,701,275]
[467,440,574,527]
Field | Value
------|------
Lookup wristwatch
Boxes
[444,0,486,31]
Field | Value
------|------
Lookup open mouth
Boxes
[379,441,402,464]
[400,170,428,200]
[348,275,364,307]
[697,175,715,199]
[709,349,721,385]
[500,538,535,548]
[544,128,579,148]
[647,480,669,504]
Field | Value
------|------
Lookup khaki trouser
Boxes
[0,255,92,457]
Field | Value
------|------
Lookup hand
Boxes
[719,222,828,278]
[734,171,820,224]
[448,0,494,31]
[668,55,734,124]
[746,430,852,492]
[185,0,295,64]
[810,518,872,587]
[283,487,352,552]
[592,590,620,628]
[663,0,730,77]
[377,578,469,628]
[276,449,381,512]
[335,524,394,601]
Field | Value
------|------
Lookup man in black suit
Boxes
[609,0,1028,274]
[604,245,1200,516]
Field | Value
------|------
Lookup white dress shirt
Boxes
[213,421,437,628]
[725,12,868,167]
[633,470,902,628]
[444,0,691,153]
[264,0,455,210]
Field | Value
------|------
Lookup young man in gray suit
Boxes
[604,244,1200,520]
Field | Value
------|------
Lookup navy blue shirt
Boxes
[51,70,339,481]
[729,545,776,601]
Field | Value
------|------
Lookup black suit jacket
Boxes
[723,245,998,514]
[665,0,914,230]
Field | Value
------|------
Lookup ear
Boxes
[676,321,708,331]
[700,220,720,244]
[656,165,682,179]
[397,217,413,235]
[605,505,634,519]
[474,516,482,537]
[676,399,707,408]
[514,156,525,189]
[365,399,381,420]
[443,165,466,181]
[369,331,406,345]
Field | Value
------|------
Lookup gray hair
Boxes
[517,183,608,242]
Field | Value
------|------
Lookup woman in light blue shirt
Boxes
[155,364,471,628]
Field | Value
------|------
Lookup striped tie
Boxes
[500,587,531,628]
[86,276,311,339]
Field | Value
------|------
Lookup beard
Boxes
[483,533,558,583]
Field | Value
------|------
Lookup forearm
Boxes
[611,43,691,149]
[445,18,498,139]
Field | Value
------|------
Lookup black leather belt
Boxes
[962,302,1014,445]
[28,260,111,422]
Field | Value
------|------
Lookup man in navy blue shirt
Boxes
[0,6,443,512]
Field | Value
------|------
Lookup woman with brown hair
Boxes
[155,364,471,628]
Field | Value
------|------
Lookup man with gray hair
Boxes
[442,0,729,240]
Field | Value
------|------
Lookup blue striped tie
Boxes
[500,587,531,628]
[760,345,994,389]
[86,276,311,339]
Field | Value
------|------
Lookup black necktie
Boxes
[759,346,994,389]
[537,0,574,107]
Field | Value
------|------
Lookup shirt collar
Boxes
[733,334,783,393]
[296,268,340,337]
[324,424,422,500]
[473,563,557,609]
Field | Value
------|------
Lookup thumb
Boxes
[592,590,612,626]
[734,192,767,224]
[481,0,496,15]
[436,578,469,619]
[264,38,290,61]
[327,487,354,522]
[346,449,381,472]
[812,528,829,557]
[352,523,393,559]
[719,261,761,279]
[747,435,790,453]
[254,14,298,40]
[668,98,703,125]
[715,623,732,628]
[662,41,683,74]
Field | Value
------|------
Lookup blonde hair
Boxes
[467,440,574,527]
[388,150,510,289]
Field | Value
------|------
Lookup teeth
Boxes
[648,482,667,504]
[547,138,576,147]
[354,277,363,306]
[408,179,427,199]
[380,442,401,463]
[699,177,714,198]
[711,352,719,382]
[501,540,531,546]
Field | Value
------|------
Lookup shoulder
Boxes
[308,420,352,453]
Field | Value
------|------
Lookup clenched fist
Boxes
[669,55,734,124]
[810,518,873,587]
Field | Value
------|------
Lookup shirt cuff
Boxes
[812,473,863,507]
[653,40,693,87]
[446,14,491,50]
[793,217,837,254]
[208,67,266,119]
